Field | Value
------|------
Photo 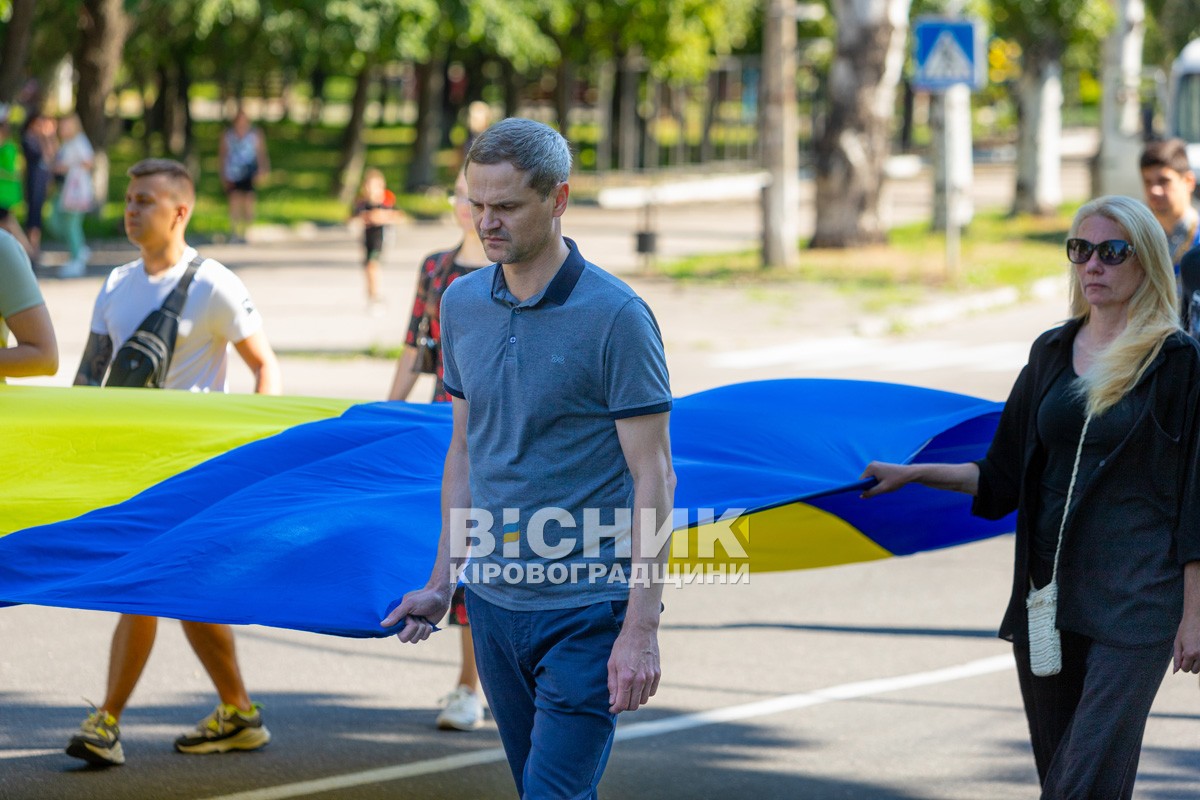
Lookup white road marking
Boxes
[197,654,1014,800]
[0,749,60,760]
[710,337,1030,373]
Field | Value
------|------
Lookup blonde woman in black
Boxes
[863,195,1200,799]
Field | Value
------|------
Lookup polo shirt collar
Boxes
[490,237,586,308]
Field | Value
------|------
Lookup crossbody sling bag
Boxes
[104,255,203,389]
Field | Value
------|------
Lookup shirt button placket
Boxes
[506,307,519,360]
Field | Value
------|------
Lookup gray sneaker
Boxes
[174,703,271,754]
[66,708,125,767]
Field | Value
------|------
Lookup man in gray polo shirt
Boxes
[384,118,676,799]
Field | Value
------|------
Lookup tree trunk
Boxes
[439,60,457,148]
[1013,45,1064,215]
[336,63,373,205]
[1094,0,1146,197]
[811,0,911,248]
[139,78,154,157]
[673,85,688,166]
[594,59,616,172]
[761,0,800,268]
[74,0,130,146]
[73,0,131,210]
[162,63,187,157]
[307,67,327,128]
[176,50,194,163]
[147,64,168,147]
[500,58,522,118]
[407,55,445,192]
[642,78,660,169]
[898,80,915,152]
[618,50,640,171]
[700,69,722,163]
[374,69,390,128]
[0,0,36,104]
[554,51,574,133]
[279,68,295,124]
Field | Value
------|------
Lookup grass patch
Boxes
[274,344,406,361]
[658,206,1081,307]
[82,118,459,239]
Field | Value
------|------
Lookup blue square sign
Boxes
[913,18,984,92]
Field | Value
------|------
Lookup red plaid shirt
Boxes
[405,248,483,402]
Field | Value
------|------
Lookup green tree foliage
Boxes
[990,0,1111,63]
[1144,0,1200,67]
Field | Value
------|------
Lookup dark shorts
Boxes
[364,226,385,263]
[24,175,48,230]
[227,175,256,194]
[0,207,9,222]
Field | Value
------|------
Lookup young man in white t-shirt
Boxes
[68,158,281,767]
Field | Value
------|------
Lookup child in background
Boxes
[352,169,400,311]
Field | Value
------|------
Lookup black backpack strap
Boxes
[160,254,204,317]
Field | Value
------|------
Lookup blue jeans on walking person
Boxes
[466,591,626,800]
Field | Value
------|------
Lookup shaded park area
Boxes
[1,0,1197,261]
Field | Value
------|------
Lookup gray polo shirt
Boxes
[441,238,672,611]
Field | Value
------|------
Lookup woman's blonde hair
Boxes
[1067,195,1179,416]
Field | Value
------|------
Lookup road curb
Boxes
[855,276,1066,336]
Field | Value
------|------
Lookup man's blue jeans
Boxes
[466,591,625,800]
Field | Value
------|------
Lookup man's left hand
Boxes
[607,623,661,713]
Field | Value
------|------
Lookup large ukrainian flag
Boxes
[0,380,1011,637]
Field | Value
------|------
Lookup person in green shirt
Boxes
[0,228,58,379]
[0,111,33,256]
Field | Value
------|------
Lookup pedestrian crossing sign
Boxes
[912,18,984,91]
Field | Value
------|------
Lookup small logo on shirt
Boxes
[550,354,565,364]
[242,299,256,316]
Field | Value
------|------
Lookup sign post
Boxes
[913,18,984,282]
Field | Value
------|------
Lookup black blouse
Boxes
[1031,364,1135,584]
[974,318,1200,647]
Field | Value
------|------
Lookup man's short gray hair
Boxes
[465,117,571,199]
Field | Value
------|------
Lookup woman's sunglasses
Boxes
[1065,238,1135,266]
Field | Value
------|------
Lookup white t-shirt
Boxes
[89,247,262,392]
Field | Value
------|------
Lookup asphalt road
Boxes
[4,155,1199,798]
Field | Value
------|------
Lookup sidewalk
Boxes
[19,155,1089,401]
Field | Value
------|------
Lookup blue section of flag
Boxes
[0,380,1012,637]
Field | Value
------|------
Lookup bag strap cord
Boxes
[1050,411,1093,586]
[160,254,204,317]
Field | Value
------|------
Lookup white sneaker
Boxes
[60,258,85,278]
[436,686,484,731]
